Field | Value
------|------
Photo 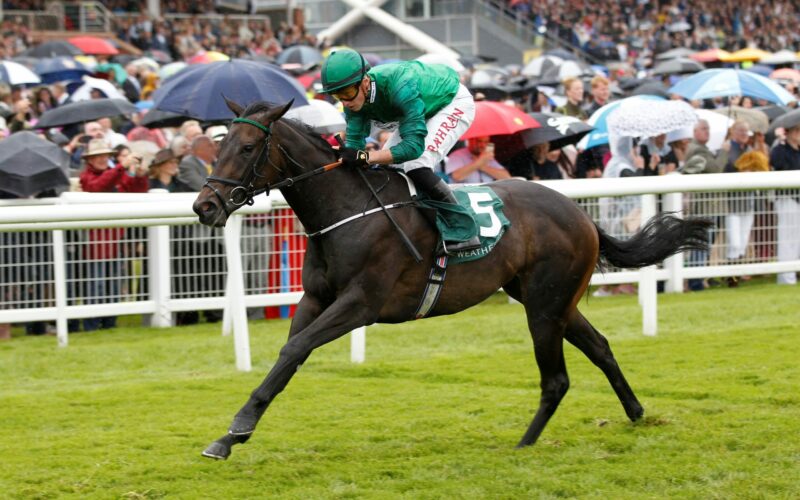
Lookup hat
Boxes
[82,138,114,157]
[150,148,177,168]
[205,125,228,142]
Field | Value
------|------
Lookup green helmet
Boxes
[320,49,370,93]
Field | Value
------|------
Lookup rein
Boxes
[203,116,342,215]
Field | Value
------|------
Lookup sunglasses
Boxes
[332,83,361,102]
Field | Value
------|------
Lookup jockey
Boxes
[319,48,481,253]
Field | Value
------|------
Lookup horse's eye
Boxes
[243,144,255,154]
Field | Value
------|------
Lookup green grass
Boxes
[2,281,799,499]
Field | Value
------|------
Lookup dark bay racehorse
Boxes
[193,99,711,460]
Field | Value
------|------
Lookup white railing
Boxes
[1,172,799,370]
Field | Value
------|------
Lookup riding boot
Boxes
[407,169,481,253]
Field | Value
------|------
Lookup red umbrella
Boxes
[461,101,539,140]
[68,36,119,55]
[770,68,800,83]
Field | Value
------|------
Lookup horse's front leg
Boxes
[202,290,377,460]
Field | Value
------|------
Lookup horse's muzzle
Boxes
[193,194,228,227]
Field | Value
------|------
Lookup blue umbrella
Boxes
[34,57,91,84]
[669,68,796,105]
[579,95,666,150]
[150,59,308,121]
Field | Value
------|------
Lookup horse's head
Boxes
[193,97,293,227]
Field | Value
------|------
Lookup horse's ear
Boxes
[267,99,294,121]
[223,95,245,117]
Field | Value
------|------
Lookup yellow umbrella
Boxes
[720,48,771,63]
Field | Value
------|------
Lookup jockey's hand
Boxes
[340,147,370,169]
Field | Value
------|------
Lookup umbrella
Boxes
[743,64,773,77]
[188,51,230,64]
[276,46,323,67]
[460,101,540,140]
[0,61,41,86]
[754,105,789,121]
[651,58,705,76]
[666,20,692,32]
[761,50,800,65]
[94,62,128,85]
[578,95,666,150]
[141,108,191,129]
[668,69,796,105]
[720,48,770,63]
[35,98,138,128]
[284,99,346,134]
[0,131,70,197]
[416,53,466,73]
[362,53,383,67]
[655,47,697,61]
[538,60,593,84]
[769,68,800,83]
[69,76,126,101]
[520,112,594,149]
[159,61,187,81]
[767,108,800,132]
[711,106,769,133]
[130,57,160,73]
[690,49,731,63]
[695,109,733,152]
[33,57,91,84]
[607,99,698,138]
[21,40,82,58]
[145,49,173,64]
[521,55,563,78]
[631,80,671,97]
[68,36,119,56]
[150,59,308,122]
[543,49,576,61]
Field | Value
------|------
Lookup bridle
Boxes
[203,116,342,216]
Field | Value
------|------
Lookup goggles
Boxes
[332,83,361,102]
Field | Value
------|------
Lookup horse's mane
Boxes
[242,101,335,153]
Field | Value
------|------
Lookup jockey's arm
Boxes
[366,148,394,165]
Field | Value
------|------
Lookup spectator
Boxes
[148,148,187,191]
[8,97,34,133]
[445,136,511,184]
[177,135,217,191]
[99,117,128,148]
[79,139,148,331]
[768,124,800,285]
[505,142,564,180]
[639,133,670,176]
[555,77,587,120]
[205,125,228,144]
[584,76,610,116]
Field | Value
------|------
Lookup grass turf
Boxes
[1,280,798,499]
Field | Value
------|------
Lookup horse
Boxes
[193,98,712,460]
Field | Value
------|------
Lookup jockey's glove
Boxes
[340,147,370,169]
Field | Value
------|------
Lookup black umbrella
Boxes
[0,132,70,197]
[651,58,705,76]
[768,108,800,132]
[141,108,191,128]
[21,40,82,58]
[520,112,595,150]
[631,81,671,98]
[35,98,138,128]
[755,105,789,122]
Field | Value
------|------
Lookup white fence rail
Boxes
[2,172,799,370]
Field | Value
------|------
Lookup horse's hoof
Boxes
[202,441,231,460]
[627,404,645,422]
[229,416,257,436]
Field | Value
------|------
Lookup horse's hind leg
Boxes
[517,308,570,448]
[564,311,644,421]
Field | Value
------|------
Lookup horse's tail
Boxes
[595,213,713,270]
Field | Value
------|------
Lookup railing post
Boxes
[223,214,251,372]
[147,224,172,327]
[350,326,366,363]
[663,192,685,293]
[52,229,68,347]
[639,194,658,336]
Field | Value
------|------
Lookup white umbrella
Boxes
[416,53,465,73]
[539,60,594,83]
[131,57,160,73]
[521,55,563,77]
[159,61,187,81]
[607,99,698,138]
[760,50,800,65]
[284,99,346,134]
[70,76,126,102]
[0,60,41,86]
[695,109,733,152]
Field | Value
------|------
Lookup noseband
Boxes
[203,116,343,216]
